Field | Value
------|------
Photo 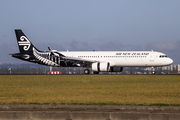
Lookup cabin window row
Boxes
[78,56,147,58]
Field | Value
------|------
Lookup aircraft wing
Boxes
[48,47,98,67]
[62,56,98,67]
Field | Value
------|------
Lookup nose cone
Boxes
[168,58,173,65]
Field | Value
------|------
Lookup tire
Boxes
[84,69,90,74]
[152,71,156,74]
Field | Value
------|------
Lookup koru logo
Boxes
[18,36,31,51]
[23,54,30,59]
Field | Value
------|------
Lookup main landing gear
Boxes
[84,69,99,74]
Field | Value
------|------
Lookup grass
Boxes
[0,75,180,106]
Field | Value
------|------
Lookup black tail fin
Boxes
[15,29,39,54]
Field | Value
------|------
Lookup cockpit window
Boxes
[159,55,168,58]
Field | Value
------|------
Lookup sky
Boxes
[0,0,180,64]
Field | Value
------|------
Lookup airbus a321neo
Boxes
[10,29,173,74]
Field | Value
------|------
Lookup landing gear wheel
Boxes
[151,67,156,75]
[84,69,90,74]
[93,71,99,74]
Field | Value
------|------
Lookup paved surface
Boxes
[0,105,180,120]
[0,105,180,112]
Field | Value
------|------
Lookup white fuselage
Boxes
[59,51,173,67]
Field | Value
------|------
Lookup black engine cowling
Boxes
[110,67,123,72]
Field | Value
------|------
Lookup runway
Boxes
[0,105,180,120]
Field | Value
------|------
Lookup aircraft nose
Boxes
[168,58,173,65]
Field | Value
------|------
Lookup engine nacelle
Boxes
[110,67,123,72]
[92,62,110,72]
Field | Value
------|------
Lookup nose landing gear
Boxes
[151,67,156,74]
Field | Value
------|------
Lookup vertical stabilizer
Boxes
[15,29,39,54]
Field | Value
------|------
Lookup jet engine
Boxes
[92,62,110,72]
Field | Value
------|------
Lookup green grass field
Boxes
[0,75,180,106]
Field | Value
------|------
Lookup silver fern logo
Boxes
[33,47,60,66]
[18,36,31,51]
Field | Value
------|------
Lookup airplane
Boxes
[9,29,173,74]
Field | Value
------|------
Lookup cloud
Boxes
[146,42,177,51]
[36,40,179,52]
[64,40,123,51]
[0,43,19,63]
[100,41,123,51]
[70,41,89,50]
[145,42,180,64]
